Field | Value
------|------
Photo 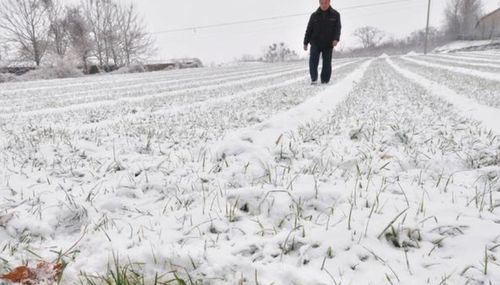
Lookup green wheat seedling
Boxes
[81,253,186,285]
[225,198,239,223]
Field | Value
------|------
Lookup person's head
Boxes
[319,0,331,11]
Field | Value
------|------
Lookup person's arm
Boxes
[304,14,314,50]
[333,13,341,45]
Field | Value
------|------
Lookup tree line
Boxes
[353,0,490,48]
[0,0,154,72]
[443,0,485,41]
[256,0,492,61]
[345,0,489,56]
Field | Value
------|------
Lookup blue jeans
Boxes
[309,45,333,83]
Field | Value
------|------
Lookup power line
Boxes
[156,3,425,41]
[152,0,420,35]
[337,0,420,11]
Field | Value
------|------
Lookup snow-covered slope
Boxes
[0,53,499,284]
[434,40,500,53]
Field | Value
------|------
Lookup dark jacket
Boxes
[304,7,341,49]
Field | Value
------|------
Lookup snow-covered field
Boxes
[0,51,499,284]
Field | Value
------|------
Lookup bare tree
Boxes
[353,26,385,48]
[117,3,154,66]
[444,0,461,39]
[44,0,70,57]
[81,0,109,68]
[65,7,93,72]
[444,0,483,40]
[460,0,482,39]
[81,0,153,69]
[407,27,443,46]
[101,0,121,67]
[263,42,297,62]
[0,0,50,66]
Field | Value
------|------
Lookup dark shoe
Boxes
[311,81,319,85]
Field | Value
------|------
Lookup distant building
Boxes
[475,8,500,40]
[84,56,118,74]
[0,59,36,75]
[175,58,203,69]
[144,58,203,72]
[143,60,178,72]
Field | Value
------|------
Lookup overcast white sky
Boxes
[130,0,499,64]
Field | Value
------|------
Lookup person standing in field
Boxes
[303,0,342,85]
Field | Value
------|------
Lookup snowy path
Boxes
[401,56,500,82]
[422,55,500,72]
[454,51,500,62]
[388,58,500,134]
[71,60,362,131]
[393,57,500,108]
[430,54,500,69]
[0,60,360,117]
[0,61,362,140]
[0,56,499,285]
[0,64,308,114]
[0,62,302,94]
[0,62,314,104]
[435,53,500,64]
[216,59,372,165]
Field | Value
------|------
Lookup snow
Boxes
[424,54,500,69]
[388,57,500,134]
[217,59,372,161]
[434,40,500,53]
[0,63,310,117]
[435,52,500,64]
[1,54,500,284]
[402,56,500,82]
[391,55,500,108]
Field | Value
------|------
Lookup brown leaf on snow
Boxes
[0,262,62,285]
[0,266,33,283]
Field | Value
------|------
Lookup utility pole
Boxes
[424,0,431,55]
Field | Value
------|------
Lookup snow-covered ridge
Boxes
[434,39,500,53]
